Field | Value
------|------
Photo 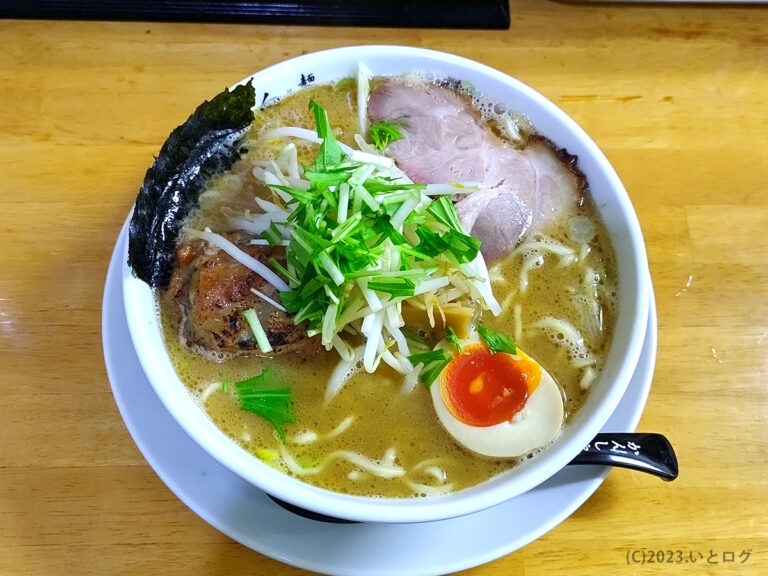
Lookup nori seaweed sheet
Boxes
[128,81,256,288]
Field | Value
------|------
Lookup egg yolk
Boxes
[440,343,542,427]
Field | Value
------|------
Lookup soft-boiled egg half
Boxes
[430,331,565,458]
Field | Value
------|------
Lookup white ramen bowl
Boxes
[123,46,650,524]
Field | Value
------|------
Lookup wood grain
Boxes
[1,1,766,574]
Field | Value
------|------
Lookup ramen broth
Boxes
[158,80,616,498]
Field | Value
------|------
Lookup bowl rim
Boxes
[123,45,650,523]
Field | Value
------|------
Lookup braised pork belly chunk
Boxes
[166,232,318,359]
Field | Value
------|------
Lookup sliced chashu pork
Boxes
[368,80,584,261]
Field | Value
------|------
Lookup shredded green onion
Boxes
[268,257,299,286]
[409,349,453,387]
[262,222,283,246]
[367,276,416,297]
[318,250,345,286]
[446,326,462,354]
[477,325,517,355]
[242,308,273,353]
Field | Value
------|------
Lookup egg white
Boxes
[429,337,565,458]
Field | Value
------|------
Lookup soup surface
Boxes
[158,79,617,498]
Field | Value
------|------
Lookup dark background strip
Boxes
[0,0,511,29]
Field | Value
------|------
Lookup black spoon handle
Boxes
[569,432,678,481]
[270,432,678,524]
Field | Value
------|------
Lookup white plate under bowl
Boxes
[104,220,657,576]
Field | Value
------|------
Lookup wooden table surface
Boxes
[1,1,767,574]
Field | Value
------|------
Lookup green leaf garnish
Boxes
[367,276,416,297]
[304,168,353,190]
[369,120,406,151]
[427,195,465,232]
[262,221,283,246]
[477,325,517,355]
[309,99,343,171]
[235,367,295,441]
[237,101,499,365]
[364,180,424,194]
[409,349,453,387]
[446,326,462,354]
[417,197,481,262]
[443,229,482,263]
[268,257,298,286]
[269,184,316,205]
[415,224,480,263]
[415,226,450,257]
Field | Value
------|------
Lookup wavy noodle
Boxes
[513,304,523,344]
[530,316,592,366]
[326,416,356,439]
[290,431,318,445]
[580,367,597,390]
[289,416,357,446]
[277,445,405,478]
[199,381,222,405]
[512,237,576,258]
[572,356,597,368]
[402,458,453,495]
[531,316,583,344]
[557,253,578,267]
[519,254,544,294]
[401,480,454,496]
[507,236,582,296]
[271,447,458,494]
[419,465,447,483]
[571,293,601,341]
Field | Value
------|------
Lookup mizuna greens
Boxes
[208,99,502,377]
[233,368,295,441]
[369,120,406,151]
